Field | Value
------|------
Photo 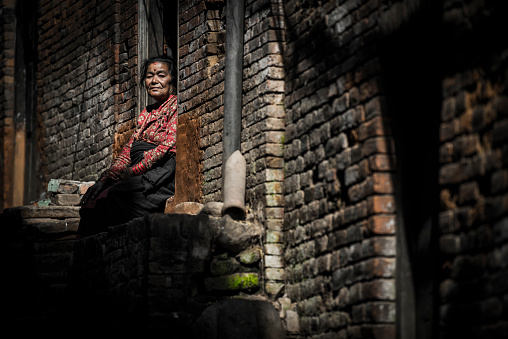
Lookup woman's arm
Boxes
[97,109,149,181]
[132,98,177,174]
[131,117,176,174]
[98,135,134,181]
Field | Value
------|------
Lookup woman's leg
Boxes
[76,187,111,238]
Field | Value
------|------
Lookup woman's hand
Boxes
[80,181,107,206]
[119,167,134,180]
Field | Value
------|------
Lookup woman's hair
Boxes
[139,54,176,89]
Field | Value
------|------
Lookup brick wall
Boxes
[438,68,508,336]
[282,0,508,338]
[283,1,397,337]
[437,0,508,336]
[37,0,138,182]
[243,0,286,297]
[1,0,507,337]
[178,0,287,298]
[176,0,224,205]
[178,0,224,204]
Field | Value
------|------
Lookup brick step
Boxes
[1,178,88,236]
[41,178,94,207]
[6,205,80,219]
[22,217,79,234]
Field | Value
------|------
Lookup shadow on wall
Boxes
[379,4,443,339]
[378,1,508,338]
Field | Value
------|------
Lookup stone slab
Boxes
[174,202,204,215]
[5,206,80,219]
[22,218,80,233]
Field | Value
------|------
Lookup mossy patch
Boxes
[205,273,259,291]
[227,273,259,290]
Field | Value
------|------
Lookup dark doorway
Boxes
[138,0,178,109]
[163,1,178,63]
[380,9,443,339]
[15,0,41,205]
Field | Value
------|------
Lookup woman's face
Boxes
[145,62,172,103]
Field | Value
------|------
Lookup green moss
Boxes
[227,273,259,290]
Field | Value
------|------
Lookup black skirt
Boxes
[77,141,175,237]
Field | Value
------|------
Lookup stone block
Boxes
[239,246,261,264]
[210,256,242,276]
[265,243,283,255]
[54,194,81,206]
[266,281,284,296]
[215,214,264,253]
[286,309,300,334]
[266,229,283,243]
[47,179,87,194]
[174,202,204,215]
[266,268,285,281]
[199,201,223,217]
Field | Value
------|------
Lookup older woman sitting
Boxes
[77,55,177,238]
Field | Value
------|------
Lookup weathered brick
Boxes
[361,237,396,258]
[358,116,391,141]
[491,169,508,194]
[265,255,285,268]
[367,195,396,214]
[439,162,464,184]
[440,119,459,142]
[369,154,396,171]
[440,234,463,254]
[363,137,395,156]
[364,96,384,119]
[442,96,456,121]
[373,173,394,193]
[266,267,285,280]
[458,181,480,204]
[362,279,396,301]
[367,215,395,235]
